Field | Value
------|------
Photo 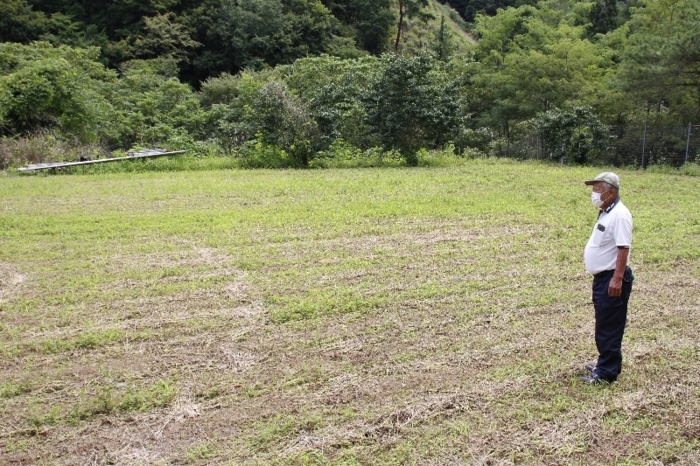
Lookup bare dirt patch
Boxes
[0,263,26,303]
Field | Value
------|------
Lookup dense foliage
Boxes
[1,0,397,84]
[1,0,699,169]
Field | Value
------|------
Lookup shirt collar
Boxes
[598,196,620,218]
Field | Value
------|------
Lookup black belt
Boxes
[593,269,615,278]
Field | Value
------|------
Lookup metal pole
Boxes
[641,123,647,168]
[685,122,692,164]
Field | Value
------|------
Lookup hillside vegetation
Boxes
[1,0,699,170]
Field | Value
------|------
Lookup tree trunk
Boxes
[394,1,405,52]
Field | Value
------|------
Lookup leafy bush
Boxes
[0,42,117,142]
[108,62,205,148]
[535,106,609,164]
[200,72,270,154]
[250,81,318,166]
[201,74,317,166]
[281,55,379,150]
[364,53,466,166]
[455,127,496,153]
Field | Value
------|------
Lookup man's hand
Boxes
[609,247,629,297]
[608,276,623,297]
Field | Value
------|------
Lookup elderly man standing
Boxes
[582,172,634,384]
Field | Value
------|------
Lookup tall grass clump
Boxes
[0,133,109,170]
[645,162,700,176]
[311,139,404,168]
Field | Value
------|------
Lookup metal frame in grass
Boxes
[17,149,187,173]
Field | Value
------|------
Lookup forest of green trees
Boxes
[1,0,698,169]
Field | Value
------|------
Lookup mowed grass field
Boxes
[1,160,699,465]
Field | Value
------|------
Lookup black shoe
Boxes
[580,373,610,385]
[584,363,596,372]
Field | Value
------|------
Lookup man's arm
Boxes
[608,247,629,297]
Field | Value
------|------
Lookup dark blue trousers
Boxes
[593,267,633,381]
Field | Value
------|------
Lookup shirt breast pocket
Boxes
[592,226,607,246]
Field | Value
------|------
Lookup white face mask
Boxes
[591,191,606,208]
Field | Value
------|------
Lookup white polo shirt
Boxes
[584,199,633,275]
